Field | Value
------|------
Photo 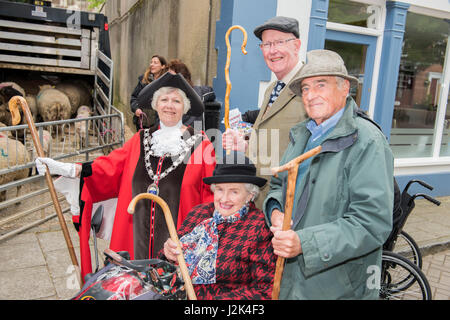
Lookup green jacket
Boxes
[264,98,394,299]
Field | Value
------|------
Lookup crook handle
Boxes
[224,25,248,130]
[128,193,197,300]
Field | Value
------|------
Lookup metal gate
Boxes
[0,108,124,242]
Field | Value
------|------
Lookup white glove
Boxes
[35,157,77,178]
[53,176,80,215]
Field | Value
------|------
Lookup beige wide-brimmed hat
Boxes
[289,49,359,97]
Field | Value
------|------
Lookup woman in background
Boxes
[167,59,216,128]
[130,54,168,131]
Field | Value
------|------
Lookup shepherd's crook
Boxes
[127,193,197,300]
[224,25,247,130]
[8,96,81,285]
[270,145,322,300]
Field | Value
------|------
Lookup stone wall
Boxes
[103,0,220,129]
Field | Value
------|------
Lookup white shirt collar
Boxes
[280,59,304,85]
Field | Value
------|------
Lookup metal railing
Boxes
[0,107,124,241]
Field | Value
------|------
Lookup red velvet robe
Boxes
[74,127,215,279]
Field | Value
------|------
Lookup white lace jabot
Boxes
[150,120,187,157]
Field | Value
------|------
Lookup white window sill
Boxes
[394,157,450,175]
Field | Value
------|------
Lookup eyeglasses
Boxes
[259,38,296,50]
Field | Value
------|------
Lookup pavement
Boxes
[0,196,449,300]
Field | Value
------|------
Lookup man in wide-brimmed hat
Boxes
[264,49,394,299]
[222,16,307,209]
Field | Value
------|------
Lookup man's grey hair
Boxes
[335,76,347,89]
[151,86,191,114]
[210,183,260,202]
[335,76,351,98]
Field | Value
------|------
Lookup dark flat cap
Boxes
[137,72,204,116]
[253,16,299,40]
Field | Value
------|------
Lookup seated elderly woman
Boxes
[35,73,216,279]
[163,152,276,300]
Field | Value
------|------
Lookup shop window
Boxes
[325,40,366,107]
[328,0,381,29]
[390,12,449,158]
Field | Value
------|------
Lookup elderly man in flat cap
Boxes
[223,16,307,209]
[265,49,394,299]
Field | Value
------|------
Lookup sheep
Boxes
[0,103,12,126]
[0,122,13,138]
[0,83,25,126]
[75,105,92,148]
[25,129,52,159]
[11,77,51,96]
[0,132,29,202]
[0,82,25,104]
[55,81,92,116]
[0,99,40,149]
[25,95,38,122]
[36,85,72,122]
[0,102,21,128]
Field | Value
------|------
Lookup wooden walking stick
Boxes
[224,25,247,130]
[127,193,197,300]
[8,96,82,285]
[224,25,247,155]
[270,145,322,300]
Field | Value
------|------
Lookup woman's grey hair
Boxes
[210,183,260,202]
[151,86,191,114]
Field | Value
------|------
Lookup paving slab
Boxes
[36,229,80,253]
[0,266,55,300]
[53,275,80,300]
[0,241,46,271]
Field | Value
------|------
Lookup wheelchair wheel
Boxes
[393,230,422,269]
[380,251,432,300]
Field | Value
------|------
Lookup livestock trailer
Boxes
[0,0,124,241]
[0,0,115,116]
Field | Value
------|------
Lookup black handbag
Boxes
[72,250,186,300]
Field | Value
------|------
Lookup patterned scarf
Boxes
[180,205,249,284]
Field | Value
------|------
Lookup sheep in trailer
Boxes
[75,105,93,148]
[0,132,29,201]
[36,85,72,122]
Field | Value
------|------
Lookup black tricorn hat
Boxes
[203,152,267,187]
[137,72,204,116]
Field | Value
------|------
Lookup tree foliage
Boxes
[86,0,106,10]
[403,12,449,70]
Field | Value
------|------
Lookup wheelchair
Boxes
[380,179,441,300]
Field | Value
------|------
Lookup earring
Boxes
[246,194,256,205]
